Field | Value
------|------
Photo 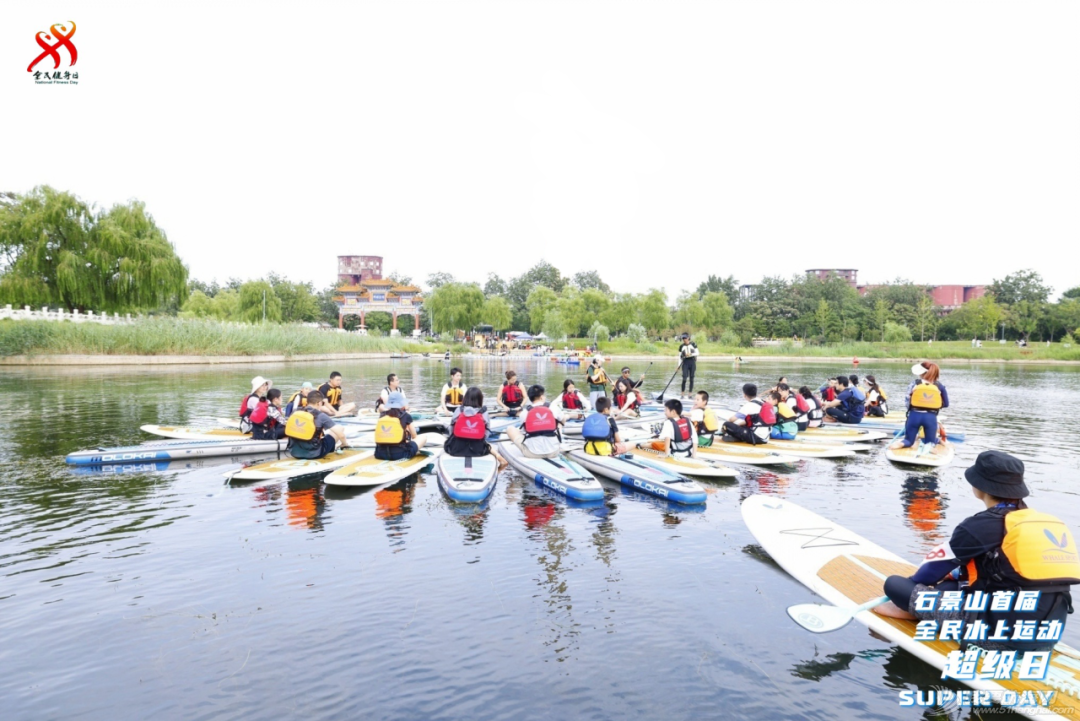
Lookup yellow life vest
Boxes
[584,440,614,456]
[698,408,719,434]
[374,416,406,445]
[776,401,798,420]
[285,410,319,441]
[288,391,309,409]
[1001,509,1080,586]
[323,386,343,408]
[910,381,943,411]
[445,385,464,406]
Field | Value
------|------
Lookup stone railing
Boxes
[0,305,134,324]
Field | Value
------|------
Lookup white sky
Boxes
[3,2,1078,299]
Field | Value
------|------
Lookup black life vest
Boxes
[374,386,392,410]
[668,417,694,455]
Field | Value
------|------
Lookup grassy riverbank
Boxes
[586,338,1080,362]
[0,319,464,357]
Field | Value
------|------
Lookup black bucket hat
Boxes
[964,451,1029,499]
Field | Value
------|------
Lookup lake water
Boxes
[3,358,1079,720]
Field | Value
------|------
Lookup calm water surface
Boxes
[3,358,1079,720]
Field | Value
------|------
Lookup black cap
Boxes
[964,451,1029,499]
[681,333,690,340]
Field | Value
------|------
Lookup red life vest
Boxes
[561,391,583,410]
[523,406,558,437]
[239,393,259,419]
[249,400,270,425]
[452,412,488,440]
[670,417,692,443]
[746,399,776,428]
[823,387,836,402]
[502,382,524,406]
[793,394,810,413]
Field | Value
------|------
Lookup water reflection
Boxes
[374,476,424,551]
[900,476,949,548]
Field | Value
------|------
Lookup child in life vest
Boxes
[890,361,950,455]
[551,379,591,419]
[779,383,811,432]
[505,384,563,459]
[865,375,889,417]
[689,391,721,447]
[723,383,774,445]
[876,451,1079,653]
[373,391,433,461]
[649,398,696,458]
[799,386,825,428]
[497,370,528,417]
[250,388,287,440]
[445,387,506,465]
[581,397,631,456]
[770,390,799,440]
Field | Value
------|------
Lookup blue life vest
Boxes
[581,413,612,441]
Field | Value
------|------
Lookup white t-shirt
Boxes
[379,387,407,407]
[737,400,771,441]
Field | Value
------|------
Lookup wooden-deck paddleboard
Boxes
[627,446,737,478]
[800,427,888,443]
[228,449,373,481]
[885,441,955,467]
[696,444,800,466]
[143,425,250,441]
[740,495,1080,720]
[324,451,437,487]
[715,439,856,459]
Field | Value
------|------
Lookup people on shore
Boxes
[505,384,563,459]
[376,373,407,414]
[865,375,889,417]
[497,370,528,417]
[439,367,465,415]
[822,376,865,424]
[689,391,721,446]
[581,396,631,456]
[889,361,950,454]
[239,376,272,434]
[677,333,699,396]
[373,391,431,460]
[722,383,774,445]
[445,387,506,465]
[319,371,357,416]
[551,379,590,419]
[285,390,350,459]
[875,451,1079,654]
[586,358,611,407]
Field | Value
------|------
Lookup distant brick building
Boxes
[928,285,986,310]
[333,255,423,333]
[807,269,858,287]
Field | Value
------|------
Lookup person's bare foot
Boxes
[888,441,906,450]
[872,600,918,620]
[931,443,949,456]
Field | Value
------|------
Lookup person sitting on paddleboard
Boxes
[581,397,631,456]
[818,377,839,403]
[319,371,357,417]
[249,388,287,440]
[376,373,408,414]
[646,398,696,458]
[689,391,721,447]
[865,375,889,417]
[778,383,812,432]
[889,361,950,455]
[585,358,611,407]
[497,370,529,417]
[770,390,799,440]
[677,333,699,396]
[799,386,825,428]
[550,379,591,419]
[722,383,774,445]
[505,384,563,459]
[239,376,272,434]
[821,376,865,424]
[439,367,466,415]
[612,376,642,419]
[373,391,432,461]
[876,451,1080,653]
[284,390,350,459]
[445,387,506,465]
[620,366,646,391]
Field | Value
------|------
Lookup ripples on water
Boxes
[2,359,1079,720]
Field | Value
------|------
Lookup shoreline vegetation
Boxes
[2,318,1080,365]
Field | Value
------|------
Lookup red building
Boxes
[807,269,858,288]
[929,285,986,310]
[338,255,384,285]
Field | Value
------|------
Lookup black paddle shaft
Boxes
[656,364,681,402]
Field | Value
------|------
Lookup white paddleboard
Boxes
[500,444,605,501]
[740,495,1080,720]
[885,441,955,468]
[324,451,438,487]
[436,454,500,502]
[228,449,373,481]
[627,446,738,478]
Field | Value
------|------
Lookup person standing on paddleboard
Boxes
[585,358,611,408]
[875,451,1080,654]
[677,333,699,397]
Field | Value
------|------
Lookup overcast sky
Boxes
[3,2,1078,299]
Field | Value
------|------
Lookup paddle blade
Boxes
[786,603,855,633]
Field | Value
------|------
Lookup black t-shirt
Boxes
[318,382,343,409]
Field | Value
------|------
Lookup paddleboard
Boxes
[142,425,251,441]
[500,444,605,501]
[714,438,857,459]
[228,449,373,481]
[740,495,1079,720]
[884,441,955,467]
[695,443,801,466]
[567,450,707,504]
[436,454,501,503]
[324,451,438,487]
[561,412,664,437]
[66,437,286,465]
[627,446,738,478]
[799,427,888,443]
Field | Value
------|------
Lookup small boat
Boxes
[436,454,501,502]
[500,445,605,501]
[567,450,706,504]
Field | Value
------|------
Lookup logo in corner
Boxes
[28,21,79,83]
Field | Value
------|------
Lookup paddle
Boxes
[787,594,889,633]
[654,362,682,403]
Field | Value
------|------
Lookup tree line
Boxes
[3,188,1077,344]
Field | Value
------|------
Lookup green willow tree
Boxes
[481,296,512,331]
[0,186,188,312]
[425,282,484,333]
